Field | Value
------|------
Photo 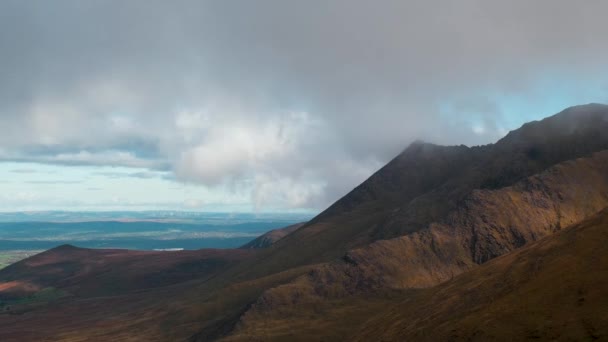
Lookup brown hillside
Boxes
[0,244,254,298]
[355,207,608,341]
[226,208,608,341]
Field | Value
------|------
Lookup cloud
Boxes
[10,169,39,174]
[0,150,169,170]
[92,170,169,179]
[24,180,83,185]
[0,0,607,209]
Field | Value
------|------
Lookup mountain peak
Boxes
[563,102,608,112]
[51,244,80,252]
[498,102,608,147]
[399,140,467,159]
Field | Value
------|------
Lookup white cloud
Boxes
[0,0,607,210]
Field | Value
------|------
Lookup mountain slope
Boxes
[227,149,608,331]
[355,207,608,341]
[226,208,608,341]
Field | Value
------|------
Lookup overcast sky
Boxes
[1,0,607,212]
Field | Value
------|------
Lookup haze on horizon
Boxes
[1,0,607,212]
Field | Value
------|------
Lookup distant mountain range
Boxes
[1,104,608,341]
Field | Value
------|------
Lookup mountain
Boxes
[1,103,608,341]
[229,208,608,341]
[221,104,608,282]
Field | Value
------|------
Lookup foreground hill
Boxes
[1,104,608,341]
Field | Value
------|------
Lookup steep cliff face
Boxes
[236,150,608,325]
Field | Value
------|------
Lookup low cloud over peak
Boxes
[0,0,607,210]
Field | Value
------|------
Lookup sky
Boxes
[0,0,607,212]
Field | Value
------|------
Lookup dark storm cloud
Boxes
[0,0,607,208]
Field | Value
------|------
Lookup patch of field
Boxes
[0,250,42,270]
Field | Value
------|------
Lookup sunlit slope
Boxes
[355,208,608,341]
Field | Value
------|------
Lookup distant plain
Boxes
[0,211,310,268]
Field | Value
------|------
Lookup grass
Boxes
[0,286,68,316]
[0,287,66,306]
[0,250,42,270]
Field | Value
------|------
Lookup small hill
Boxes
[0,244,254,298]
[240,223,305,249]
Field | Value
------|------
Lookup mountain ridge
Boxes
[231,149,608,328]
